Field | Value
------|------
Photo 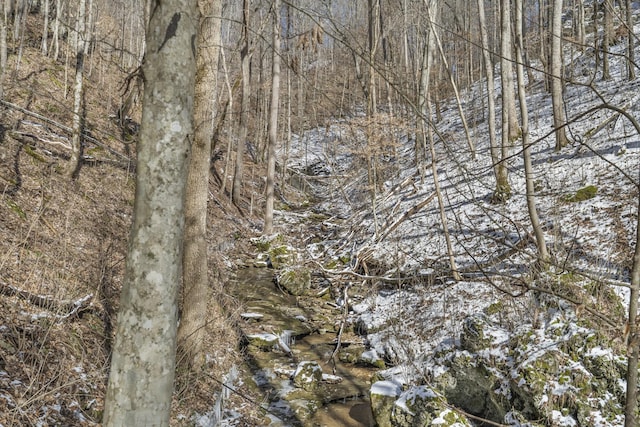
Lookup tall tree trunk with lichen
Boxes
[500,0,520,141]
[103,0,197,424]
[477,0,498,184]
[494,0,515,202]
[626,0,635,80]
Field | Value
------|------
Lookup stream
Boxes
[230,267,378,427]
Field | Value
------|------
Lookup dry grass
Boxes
[0,12,259,427]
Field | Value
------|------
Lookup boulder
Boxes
[277,266,311,296]
[292,361,323,392]
[370,380,402,427]
[459,314,492,352]
[245,333,279,351]
[391,386,471,427]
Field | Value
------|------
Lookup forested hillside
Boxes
[0,1,639,426]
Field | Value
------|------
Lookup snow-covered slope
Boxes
[278,19,640,427]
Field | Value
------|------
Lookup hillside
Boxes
[1,3,640,427]
[0,12,270,426]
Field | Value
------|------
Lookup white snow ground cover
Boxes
[276,18,640,426]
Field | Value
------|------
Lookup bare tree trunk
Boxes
[0,0,7,99]
[425,0,475,159]
[13,0,23,42]
[220,46,233,195]
[41,0,49,55]
[65,0,88,179]
[233,0,250,204]
[477,0,498,180]
[551,0,570,150]
[367,0,379,115]
[51,0,61,60]
[602,0,612,80]
[103,0,198,424]
[264,0,280,235]
[500,0,520,140]
[515,0,549,262]
[494,0,514,202]
[626,0,635,80]
[625,208,640,425]
[178,0,222,370]
[576,0,585,49]
[539,0,551,91]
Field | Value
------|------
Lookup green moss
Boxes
[24,145,46,163]
[270,245,289,257]
[484,301,504,316]
[491,182,512,204]
[565,185,597,202]
[338,254,351,265]
[251,234,286,253]
[85,146,104,156]
[6,199,26,220]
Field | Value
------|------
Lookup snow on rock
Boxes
[292,361,323,392]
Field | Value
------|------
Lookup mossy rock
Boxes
[360,349,386,369]
[277,266,311,296]
[250,234,286,253]
[245,333,279,351]
[392,386,472,427]
[288,398,319,422]
[292,361,323,392]
[483,301,504,316]
[270,245,296,266]
[460,314,492,352]
[370,381,402,427]
[565,185,597,202]
[443,352,507,423]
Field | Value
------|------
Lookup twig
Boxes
[376,192,436,242]
[328,283,350,374]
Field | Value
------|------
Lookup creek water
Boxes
[231,267,377,427]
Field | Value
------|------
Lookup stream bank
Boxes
[230,267,379,426]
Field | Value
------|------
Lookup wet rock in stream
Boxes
[233,267,380,426]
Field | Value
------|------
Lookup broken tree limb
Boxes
[0,281,97,320]
[0,99,131,164]
[377,192,436,242]
[10,130,72,150]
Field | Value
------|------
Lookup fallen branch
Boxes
[377,192,436,242]
[0,99,131,164]
[10,130,71,151]
[0,281,97,320]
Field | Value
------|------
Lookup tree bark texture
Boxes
[477,0,498,180]
[66,0,88,178]
[103,0,197,424]
[264,0,281,235]
[626,0,635,80]
[178,0,222,369]
[551,0,569,150]
[232,0,250,204]
[514,0,549,262]
[499,0,520,141]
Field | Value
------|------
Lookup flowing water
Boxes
[231,267,377,427]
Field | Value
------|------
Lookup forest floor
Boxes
[2,8,640,427]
